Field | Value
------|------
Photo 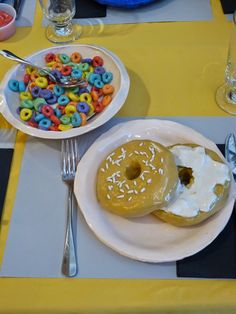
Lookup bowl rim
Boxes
[0,44,130,139]
[0,3,16,29]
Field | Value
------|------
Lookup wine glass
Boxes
[216,11,236,114]
[39,0,81,44]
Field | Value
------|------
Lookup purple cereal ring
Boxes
[39,89,52,100]
[77,102,90,115]
[82,58,92,64]
[31,86,41,98]
[78,87,89,95]
[47,94,58,104]
[94,66,105,75]
[50,69,62,80]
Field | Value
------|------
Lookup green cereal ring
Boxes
[20,99,34,109]
[78,63,89,72]
[33,98,47,111]
[60,114,71,125]
[59,54,70,64]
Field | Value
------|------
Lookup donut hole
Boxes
[178,166,194,187]
[125,161,142,180]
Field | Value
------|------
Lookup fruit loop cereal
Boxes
[8,52,114,131]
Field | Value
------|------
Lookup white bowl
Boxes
[0,3,16,41]
[0,44,130,139]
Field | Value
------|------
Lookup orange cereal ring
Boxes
[30,72,40,81]
[47,84,56,91]
[102,84,114,95]
[80,112,87,126]
[68,101,77,107]
[49,125,59,131]
[55,54,61,63]
[71,52,82,63]
[102,95,112,107]
[91,90,99,101]
[52,63,63,71]
[28,82,37,91]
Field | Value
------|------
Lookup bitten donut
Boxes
[153,144,231,227]
[96,140,179,217]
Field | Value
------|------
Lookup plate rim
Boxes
[74,118,235,262]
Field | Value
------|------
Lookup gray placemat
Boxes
[0,117,236,279]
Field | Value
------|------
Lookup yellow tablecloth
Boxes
[0,1,236,313]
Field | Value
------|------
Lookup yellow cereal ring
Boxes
[65,104,77,117]
[58,124,73,131]
[67,92,80,102]
[80,92,92,104]
[87,102,94,116]
[35,77,48,88]
[20,108,32,121]
[26,66,34,74]
[46,61,56,67]
[19,91,32,101]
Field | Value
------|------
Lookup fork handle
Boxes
[61,185,77,277]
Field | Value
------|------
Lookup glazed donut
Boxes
[153,144,231,227]
[96,140,179,217]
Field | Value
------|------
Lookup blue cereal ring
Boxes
[71,69,82,79]
[58,95,70,106]
[53,85,65,96]
[54,107,62,118]
[94,79,104,89]
[82,58,92,64]
[35,113,45,122]
[38,118,52,130]
[89,73,101,85]
[71,112,82,127]
[8,79,19,92]
[77,102,90,115]
[18,81,26,92]
[102,72,113,84]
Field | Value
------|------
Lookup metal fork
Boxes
[61,138,79,277]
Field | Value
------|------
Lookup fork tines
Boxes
[61,138,79,180]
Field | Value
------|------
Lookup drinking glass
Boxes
[39,0,81,43]
[216,11,236,114]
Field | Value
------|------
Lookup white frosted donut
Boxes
[153,144,231,226]
[96,140,179,217]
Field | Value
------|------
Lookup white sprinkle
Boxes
[158,168,164,175]
[105,163,109,170]
[147,178,152,184]
[142,160,149,166]
[119,189,125,193]
[128,197,132,201]
[101,168,105,172]
[117,195,124,199]
[140,187,146,193]
[134,150,140,155]
[125,184,130,190]
[139,142,144,146]
[108,185,113,191]
[117,180,126,188]
[161,158,164,163]
[107,194,111,199]
[106,152,115,160]
[128,190,134,194]
[149,163,156,170]
[128,153,133,157]
[134,190,138,195]
[140,151,149,158]
[133,180,137,186]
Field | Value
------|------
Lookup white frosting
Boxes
[163,146,230,218]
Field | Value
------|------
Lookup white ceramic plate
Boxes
[0,44,130,139]
[74,119,235,262]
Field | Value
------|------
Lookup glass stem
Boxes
[54,21,73,37]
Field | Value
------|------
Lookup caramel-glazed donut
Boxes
[96,140,179,217]
[153,144,231,226]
